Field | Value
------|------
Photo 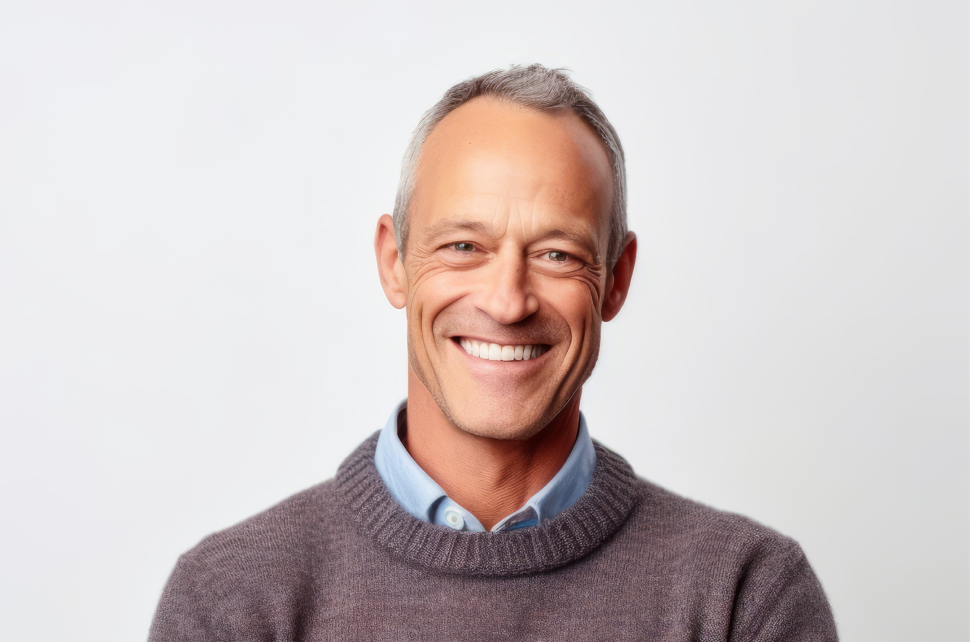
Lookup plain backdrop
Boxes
[0,1,966,640]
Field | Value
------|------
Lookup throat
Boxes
[401,382,582,531]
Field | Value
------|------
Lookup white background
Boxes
[0,1,966,640]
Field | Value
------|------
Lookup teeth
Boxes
[458,339,546,361]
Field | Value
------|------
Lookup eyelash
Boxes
[446,243,579,266]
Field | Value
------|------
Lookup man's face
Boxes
[402,98,616,440]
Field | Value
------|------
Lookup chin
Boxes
[438,393,562,442]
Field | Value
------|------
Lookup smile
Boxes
[455,337,548,361]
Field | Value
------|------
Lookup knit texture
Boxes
[150,433,837,641]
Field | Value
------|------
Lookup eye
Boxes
[533,249,585,273]
[453,242,476,253]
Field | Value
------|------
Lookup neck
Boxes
[403,368,581,531]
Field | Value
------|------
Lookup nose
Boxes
[473,251,539,325]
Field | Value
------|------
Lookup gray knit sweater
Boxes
[149,434,837,641]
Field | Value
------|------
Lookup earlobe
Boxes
[602,232,637,322]
[374,214,408,309]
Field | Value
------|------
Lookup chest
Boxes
[296,547,734,641]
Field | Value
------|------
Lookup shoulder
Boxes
[621,477,837,640]
[149,480,341,641]
[181,479,337,571]
[632,476,803,557]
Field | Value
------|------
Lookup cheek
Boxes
[536,260,607,312]
[538,274,601,329]
[406,265,472,332]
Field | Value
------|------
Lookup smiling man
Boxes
[150,65,837,641]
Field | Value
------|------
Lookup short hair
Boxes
[392,64,628,267]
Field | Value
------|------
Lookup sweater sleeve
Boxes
[728,538,838,642]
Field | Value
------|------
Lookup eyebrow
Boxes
[422,219,491,239]
[541,229,600,257]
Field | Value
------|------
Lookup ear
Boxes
[602,232,637,322]
[374,214,407,309]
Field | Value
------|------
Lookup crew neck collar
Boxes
[334,432,640,577]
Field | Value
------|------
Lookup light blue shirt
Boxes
[374,400,596,532]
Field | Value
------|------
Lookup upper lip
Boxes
[451,335,550,346]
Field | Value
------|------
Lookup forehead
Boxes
[411,97,614,241]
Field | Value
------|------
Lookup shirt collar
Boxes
[374,399,596,532]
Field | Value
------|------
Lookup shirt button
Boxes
[444,509,464,530]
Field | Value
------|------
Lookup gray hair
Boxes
[392,64,628,267]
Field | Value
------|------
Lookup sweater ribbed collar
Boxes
[334,432,640,577]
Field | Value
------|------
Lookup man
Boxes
[150,65,837,641]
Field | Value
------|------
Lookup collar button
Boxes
[444,509,464,531]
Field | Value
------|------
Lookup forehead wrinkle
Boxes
[467,191,606,239]
[419,219,489,242]
[463,190,578,209]
[515,197,536,241]
[508,198,520,239]
[490,195,499,231]
[416,215,596,251]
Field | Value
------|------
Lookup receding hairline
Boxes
[410,95,615,209]
[420,95,613,162]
